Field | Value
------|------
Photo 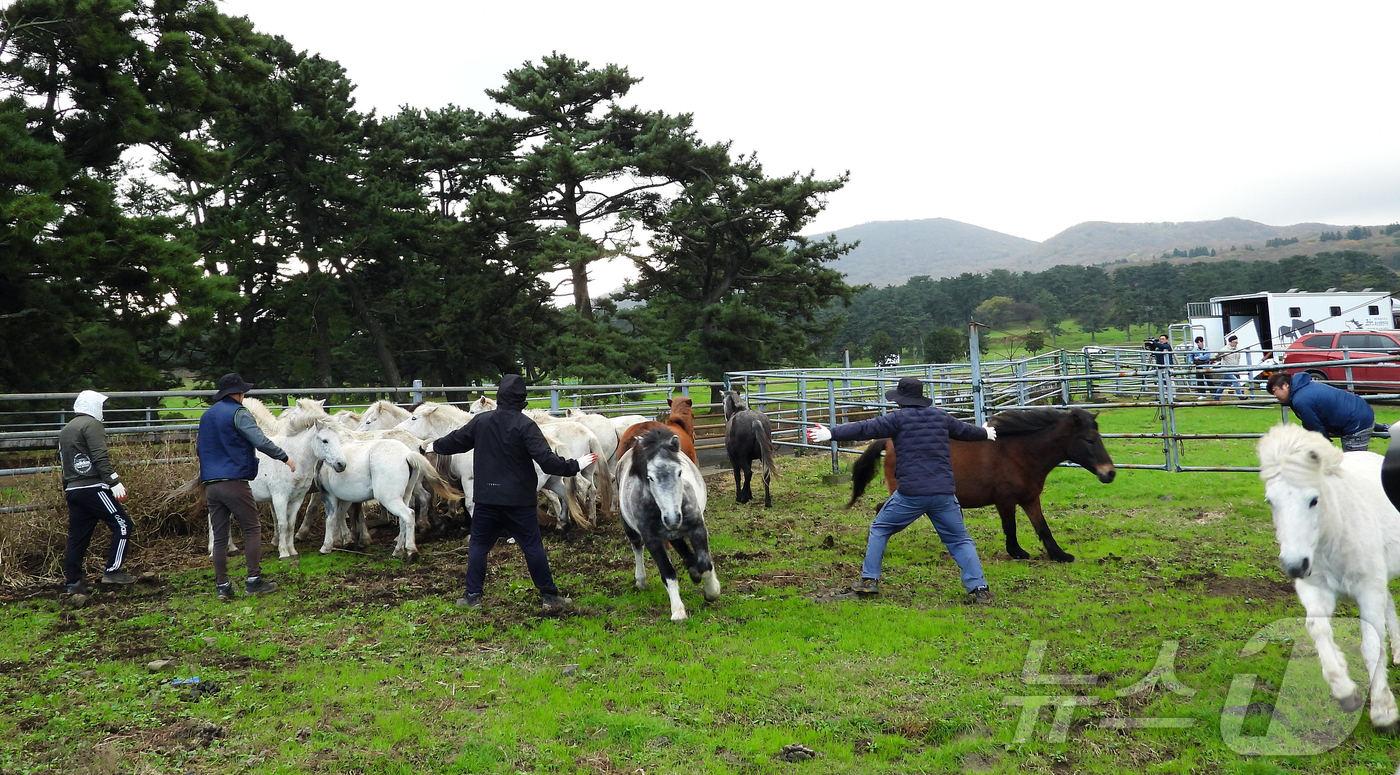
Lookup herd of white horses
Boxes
[179,396,650,565]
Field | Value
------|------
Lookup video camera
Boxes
[1143,339,1156,350]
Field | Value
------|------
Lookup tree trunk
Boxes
[327,256,403,386]
[571,258,593,321]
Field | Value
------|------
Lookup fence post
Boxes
[828,378,839,475]
[798,376,808,457]
[681,379,690,399]
[550,381,560,415]
[1016,360,1028,407]
[667,363,673,386]
[1157,367,1174,471]
[758,377,766,414]
[1060,352,1071,405]
[970,322,985,424]
[411,378,423,405]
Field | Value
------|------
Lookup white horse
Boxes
[565,407,621,464]
[356,399,411,431]
[311,420,461,561]
[618,427,719,621]
[526,410,614,527]
[331,409,363,429]
[292,425,435,542]
[1258,423,1400,734]
[609,414,651,436]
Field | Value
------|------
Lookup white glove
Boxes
[110,482,127,501]
[807,424,832,444]
[422,441,434,455]
[982,422,997,442]
[576,452,598,470]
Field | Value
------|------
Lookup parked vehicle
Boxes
[1281,330,1400,391]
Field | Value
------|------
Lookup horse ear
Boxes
[667,397,675,408]
[665,434,680,452]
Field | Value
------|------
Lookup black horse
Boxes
[722,390,777,507]
[847,407,1117,562]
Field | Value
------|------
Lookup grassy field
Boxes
[2,406,1398,774]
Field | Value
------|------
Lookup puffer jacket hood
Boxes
[1286,371,1314,401]
[74,390,108,422]
[497,374,528,411]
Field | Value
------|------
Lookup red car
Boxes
[1281,330,1400,391]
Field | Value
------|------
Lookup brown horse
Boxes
[847,407,1116,562]
[617,396,698,464]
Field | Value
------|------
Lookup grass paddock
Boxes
[1,406,1397,774]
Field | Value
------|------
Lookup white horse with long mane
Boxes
[1258,422,1400,734]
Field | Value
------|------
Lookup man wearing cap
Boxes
[58,390,137,594]
[1213,335,1244,397]
[805,377,999,604]
[424,374,597,611]
[197,373,295,600]
[1267,371,1378,452]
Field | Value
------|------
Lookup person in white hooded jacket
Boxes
[57,390,136,594]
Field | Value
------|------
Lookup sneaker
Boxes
[101,571,137,585]
[64,579,89,595]
[244,577,279,596]
[541,593,573,611]
[849,578,880,595]
[215,582,235,602]
[456,593,483,609]
[967,586,995,605]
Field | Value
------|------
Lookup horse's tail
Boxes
[408,450,465,501]
[846,439,888,509]
[158,474,207,510]
[755,416,778,481]
[564,475,592,529]
[588,431,615,517]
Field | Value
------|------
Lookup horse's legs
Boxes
[1388,597,1400,667]
[762,464,771,509]
[1021,497,1074,562]
[1296,582,1362,711]
[686,526,720,602]
[622,522,648,589]
[269,491,297,563]
[643,536,686,622]
[670,537,702,584]
[740,460,754,505]
[731,463,747,504]
[295,491,320,541]
[995,502,1031,560]
[1355,587,1400,731]
[384,497,418,562]
[319,492,343,555]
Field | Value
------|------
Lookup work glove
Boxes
[576,452,598,470]
[982,423,998,442]
[422,441,434,455]
[286,458,297,473]
[806,424,832,444]
[110,483,127,501]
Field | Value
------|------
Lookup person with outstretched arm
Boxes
[426,374,597,611]
[197,373,295,601]
[58,390,137,594]
[806,377,999,604]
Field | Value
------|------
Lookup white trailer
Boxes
[1183,290,1398,355]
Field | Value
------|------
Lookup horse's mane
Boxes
[629,427,682,478]
[240,397,278,433]
[667,397,695,435]
[526,408,560,423]
[1258,423,1343,486]
[282,399,329,435]
[723,391,748,418]
[987,407,1091,437]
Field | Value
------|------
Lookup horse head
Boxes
[1067,409,1116,483]
[723,390,748,420]
[1259,424,1343,579]
[311,418,348,473]
[635,429,688,531]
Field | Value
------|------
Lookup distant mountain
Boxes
[810,218,1039,287]
[813,216,1399,286]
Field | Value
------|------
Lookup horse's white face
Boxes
[646,454,688,531]
[1264,476,1322,579]
[312,422,348,473]
[396,407,434,439]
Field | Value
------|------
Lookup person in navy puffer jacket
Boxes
[1267,371,1378,452]
[807,377,999,604]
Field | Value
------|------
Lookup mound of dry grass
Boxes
[0,440,207,585]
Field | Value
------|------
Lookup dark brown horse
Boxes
[847,407,1116,562]
[617,396,698,464]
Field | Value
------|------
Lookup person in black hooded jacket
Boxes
[427,375,597,610]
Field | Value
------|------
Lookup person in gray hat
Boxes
[58,390,137,594]
[196,373,295,600]
[806,376,999,604]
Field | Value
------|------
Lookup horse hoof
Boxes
[285,555,300,569]
[407,551,419,563]
[1008,548,1031,560]
[1376,720,1400,737]
[1338,692,1364,713]
[1050,552,1076,563]
[670,612,688,622]
[688,569,703,584]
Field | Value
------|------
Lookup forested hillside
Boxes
[828,251,1400,363]
[0,0,856,394]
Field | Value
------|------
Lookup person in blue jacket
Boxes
[1267,371,1376,452]
[806,377,999,604]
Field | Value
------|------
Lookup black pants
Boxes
[206,480,262,585]
[64,487,132,584]
[464,503,558,597]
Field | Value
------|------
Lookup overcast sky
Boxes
[220,0,1400,289]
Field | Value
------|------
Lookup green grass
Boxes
[2,406,1397,773]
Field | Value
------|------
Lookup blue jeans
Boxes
[1214,373,1241,396]
[862,491,988,592]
